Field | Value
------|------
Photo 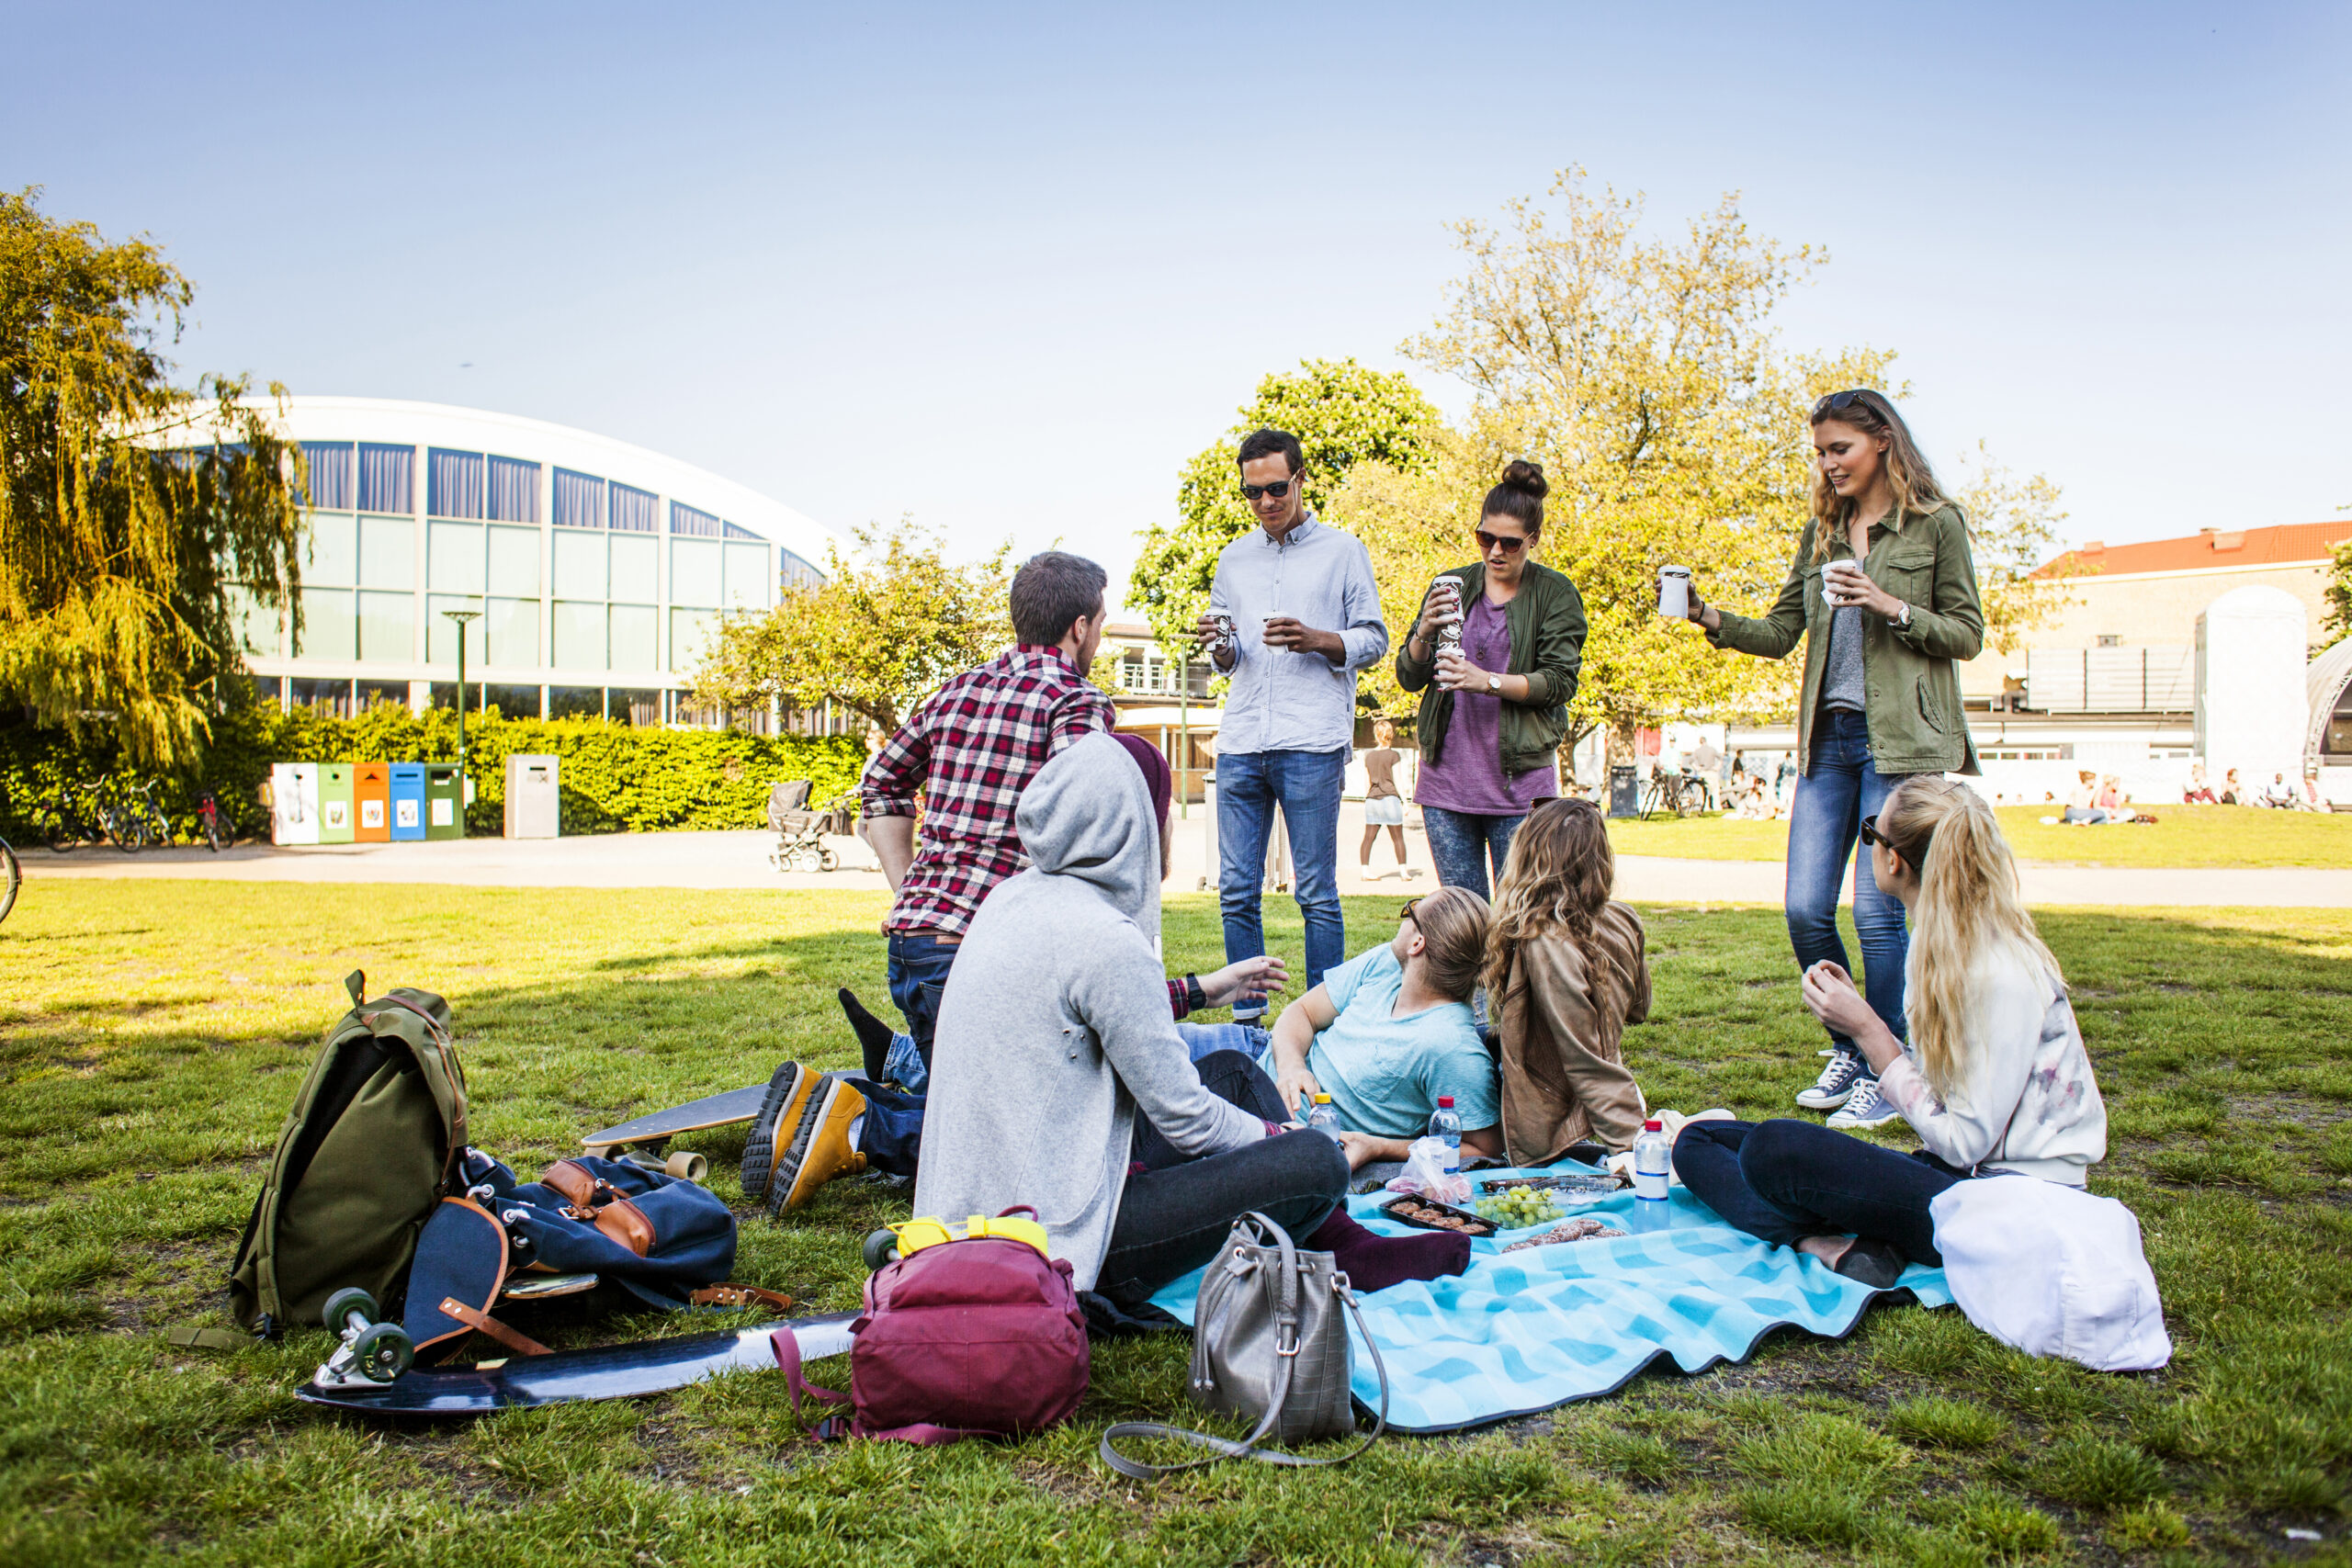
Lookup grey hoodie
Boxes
[913,731,1270,1290]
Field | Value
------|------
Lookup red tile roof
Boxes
[2037,521,2352,579]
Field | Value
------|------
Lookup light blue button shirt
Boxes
[1207,514,1388,755]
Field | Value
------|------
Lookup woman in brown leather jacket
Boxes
[1484,797,1652,1165]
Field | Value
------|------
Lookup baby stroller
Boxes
[767,779,854,873]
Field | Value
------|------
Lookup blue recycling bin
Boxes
[389,762,427,841]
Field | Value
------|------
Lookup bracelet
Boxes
[1183,973,1208,1013]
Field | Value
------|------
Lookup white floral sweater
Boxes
[1875,941,2108,1185]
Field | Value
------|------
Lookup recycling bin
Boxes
[1608,763,1639,819]
[424,763,464,840]
[503,753,560,839]
[318,762,355,843]
[353,761,391,842]
[269,761,320,846]
[389,762,426,841]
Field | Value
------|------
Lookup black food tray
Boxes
[1378,1196,1498,1236]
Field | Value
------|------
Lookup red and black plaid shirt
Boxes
[862,645,1117,936]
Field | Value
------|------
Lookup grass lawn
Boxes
[2,880,2348,1565]
[1607,803,2352,869]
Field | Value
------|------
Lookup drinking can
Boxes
[1430,578,1464,653]
[1657,566,1692,619]
[1209,614,1235,655]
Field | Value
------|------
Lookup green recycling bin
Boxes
[318,761,355,844]
[424,763,464,840]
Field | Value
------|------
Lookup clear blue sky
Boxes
[9,2,2346,608]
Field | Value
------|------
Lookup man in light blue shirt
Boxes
[1198,428,1388,1013]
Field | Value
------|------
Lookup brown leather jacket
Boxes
[1492,903,1652,1164]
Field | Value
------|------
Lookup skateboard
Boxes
[581,1085,765,1157]
[297,1312,858,1416]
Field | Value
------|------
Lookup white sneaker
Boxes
[1826,1075,1900,1130]
[1795,1049,1868,1110]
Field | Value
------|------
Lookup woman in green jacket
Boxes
[1396,461,1588,899]
[1681,389,1984,1131]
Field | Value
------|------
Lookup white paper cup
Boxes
[1658,566,1691,619]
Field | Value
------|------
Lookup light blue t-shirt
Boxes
[1260,944,1499,1139]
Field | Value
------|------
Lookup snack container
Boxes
[1379,1195,1498,1237]
[1479,1173,1622,1196]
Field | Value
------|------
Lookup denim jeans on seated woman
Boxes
[1786,707,1912,1071]
[1421,804,1527,902]
[1673,1117,1963,1266]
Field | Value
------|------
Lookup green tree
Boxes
[1130,357,1440,658]
[1,188,305,768]
[1947,439,2074,655]
[2324,536,2352,648]
[689,522,1012,736]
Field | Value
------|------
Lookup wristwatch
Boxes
[1890,602,1913,629]
[1183,973,1208,1013]
[1487,672,1502,693]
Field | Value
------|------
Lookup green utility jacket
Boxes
[1396,560,1587,778]
[1709,502,1984,776]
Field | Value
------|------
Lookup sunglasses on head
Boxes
[1240,479,1295,502]
[1814,389,1875,419]
[1476,529,1528,555]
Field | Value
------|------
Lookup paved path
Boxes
[20,817,2352,907]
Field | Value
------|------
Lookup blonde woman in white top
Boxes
[1675,775,2107,1286]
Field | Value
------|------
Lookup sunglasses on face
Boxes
[1241,479,1295,502]
[1476,529,1528,555]
[1398,899,1419,922]
[1860,814,1932,863]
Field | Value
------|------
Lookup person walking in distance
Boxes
[1678,389,1984,1131]
[1196,429,1388,1021]
[1358,716,1415,881]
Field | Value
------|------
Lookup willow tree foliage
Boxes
[1,189,304,768]
[690,523,1012,737]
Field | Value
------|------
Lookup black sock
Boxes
[839,987,894,1083]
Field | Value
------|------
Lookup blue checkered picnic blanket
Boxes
[1148,1169,1954,1434]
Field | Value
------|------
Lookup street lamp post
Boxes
[441,606,482,836]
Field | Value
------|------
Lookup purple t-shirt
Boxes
[1416,593,1556,816]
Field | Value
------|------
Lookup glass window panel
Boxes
[428,448,485,518]
[486,596,539,667]
[609,604,658,671]
[487,456,540,523]
[487,525,540,596]
[670,502,721,537]
[670,539,721,607]
[300,443,354,510]
[552,601,605,669]
[486,683,542,719]
[429,522,486,594]
[548,685,603,719]
[298,588,356,659]
[229,585,280,656]
[357,591,414,661]
[357,444,413,513]
[306,513,357,585]
[358,515,415,589]
[669,607,718,671]
[426,595,487,665]
[551,530,607,600]
[610,536,658,601]
[552,468,605,530]
[610,482,658,534]
[723,542,773,608]
[780,547,827,588]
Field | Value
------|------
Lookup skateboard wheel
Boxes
[322,1286,378,1330]
[861,1229,899,1272]
[664,1151,708,1182]
[351,1322,414,1382]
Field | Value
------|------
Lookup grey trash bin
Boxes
[503,754,560,839]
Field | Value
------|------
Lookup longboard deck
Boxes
[297,1314,857,1416]
[582,1084,765,1150]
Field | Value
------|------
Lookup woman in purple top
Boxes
[1395,462,1589,899]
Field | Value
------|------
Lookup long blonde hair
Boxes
[1484,798,1618,1007]
[1807,389,1951,566]
[1877,776,2062,1097]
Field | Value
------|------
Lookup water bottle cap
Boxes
[1313,1093,1331,1103]
[1644,1118,1663,1131]
[1437,1096,1454,1108]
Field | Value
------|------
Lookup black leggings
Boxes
[1096,1050,1348,1307]
[1673,1118,1965,1266]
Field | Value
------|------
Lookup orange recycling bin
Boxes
[353,761,392,842]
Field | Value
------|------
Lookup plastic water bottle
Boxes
[1429,1095,1463,1175]
[1632,1117,1672,1232]
[1307,1094,1340,1139]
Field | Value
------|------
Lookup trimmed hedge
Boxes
[0,708,864,842]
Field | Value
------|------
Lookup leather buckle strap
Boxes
[440,1297,552,1358]
[690,1284,795,1313]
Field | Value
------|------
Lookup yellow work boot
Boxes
[769,1074,868,1216]
[740,1061,823,1202]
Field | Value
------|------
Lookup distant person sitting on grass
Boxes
[2221,768,2243,805]
[1734,775,1774,820]
[1674,775,2109,1287]
[1261,885,1504,1172]
[2183,763,2218,805]
[2061,770,2109,825]
[2261,772,2299,809]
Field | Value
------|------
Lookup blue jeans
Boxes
[1786,708,1911,1068]
[887,931,961,1076]
[1673,1118,1964,1266]
[1217,748,1347,1015]
[1420,805,1528,902]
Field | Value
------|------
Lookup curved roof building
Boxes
[238,398,840,726]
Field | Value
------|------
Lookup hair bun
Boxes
[1500,459,1548,500]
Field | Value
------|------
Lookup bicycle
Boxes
[1640,769,1707,821]
[41,781,114,852]
[114,776,175,852]
[196,788,244,852]
[0,786,21,926]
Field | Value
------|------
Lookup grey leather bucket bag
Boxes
[1100,1211,1388,1479]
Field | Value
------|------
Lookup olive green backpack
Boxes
[229,971,469,1336]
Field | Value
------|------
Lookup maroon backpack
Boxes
[772,1209,1090,1443]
